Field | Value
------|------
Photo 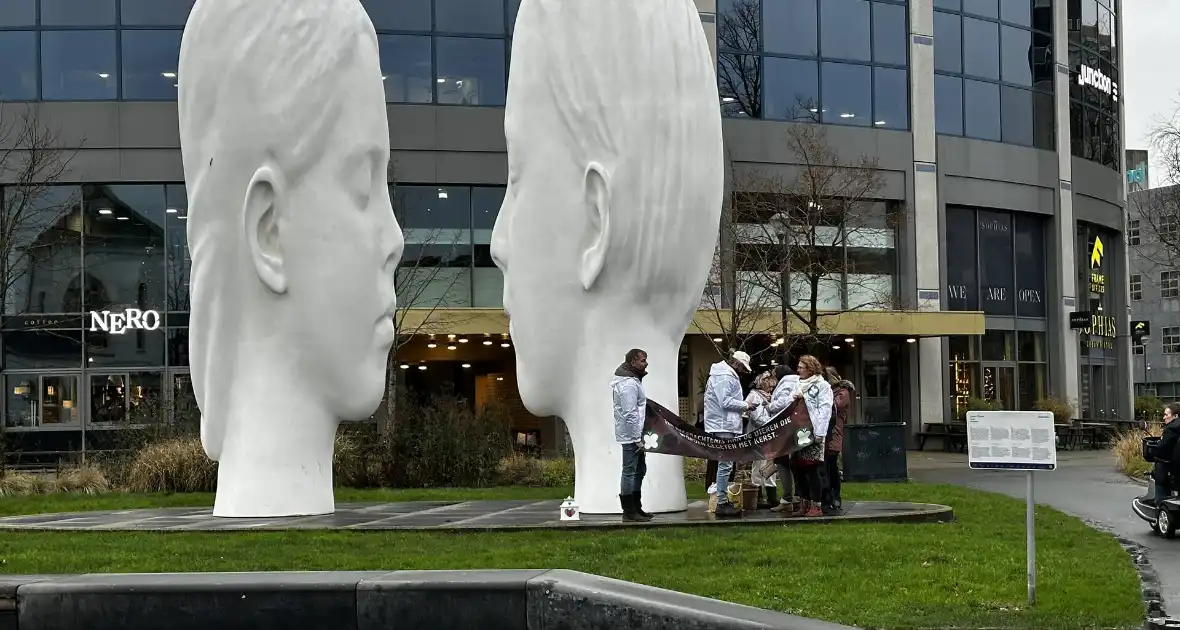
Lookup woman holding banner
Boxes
[787,355,834,518]
[744,371,779,509]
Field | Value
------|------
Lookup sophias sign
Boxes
[1077,64,1118,102]
[89,309,161,335]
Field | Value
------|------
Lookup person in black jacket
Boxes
[1148,403,1180,505]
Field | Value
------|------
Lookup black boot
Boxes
[714,501,742,518]
[765,486,779,509]
[632,491,653,519]
[620,493,650,522]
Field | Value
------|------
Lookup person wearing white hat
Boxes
[703,349,755,518]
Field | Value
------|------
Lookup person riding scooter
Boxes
[1143,403,1180,506]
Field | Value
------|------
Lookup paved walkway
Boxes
[0,499,951,532]
[908,449,1178,613]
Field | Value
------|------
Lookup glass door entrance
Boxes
[170,371,198,426]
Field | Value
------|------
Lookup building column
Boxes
[1115,0,1133,419]
[695,0,717,68]
[910,0,944,431]
[1051,0,1080,405]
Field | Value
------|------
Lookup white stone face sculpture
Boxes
[176,0,403,517]
[491,0,724,514]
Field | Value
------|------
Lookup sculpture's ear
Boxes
[579,161,611,291]
[244,165,288,294]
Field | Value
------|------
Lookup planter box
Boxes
[843,423,908,482]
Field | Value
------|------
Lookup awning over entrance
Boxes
[397,308,986,338]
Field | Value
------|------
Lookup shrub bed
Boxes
[1113,424,1161,479]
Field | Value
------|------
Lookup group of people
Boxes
[609,346,853,522]
[704,350,853,518]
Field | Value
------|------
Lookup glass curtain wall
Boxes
[717,0,910,129]
[1067,0,1120,170]
[1,183,191,432]
[945,205,1049,417]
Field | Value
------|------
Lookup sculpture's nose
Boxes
[489,191,510,273]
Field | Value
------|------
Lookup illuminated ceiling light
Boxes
[712,337,722,343]
[97,72,109,79]
[399,364,410,369]
[437,77,446,83]
[116,216,129,221]
[496,376,504,381]
[381,75,387,81]
[98,208,113,215]
[438,189,449,199]
[166,208,178,214]
[427,342,437,348]
[458,337,468,343]
[844,337,854,343]
[832,345,841,350]
[722,97,735,103]
[447,334,456,339]
[906,338,917,343]
[447,345,457,351]
[809,108,818,113]
[483,340,493,346]
[501,342,511,348]
[461,363,471,368]
[839,113,855,118]
[874,120,886,126]
[161,71,177,78]
[177,215,187,220]
[418,364,427,370]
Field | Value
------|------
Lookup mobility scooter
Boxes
[1132,435,1180,538]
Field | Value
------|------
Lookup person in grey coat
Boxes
[612,348,652,522]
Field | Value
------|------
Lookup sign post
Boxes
[966,410,1057,607]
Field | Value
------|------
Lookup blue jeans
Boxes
[620,442,647,494]
[710,432,736,505]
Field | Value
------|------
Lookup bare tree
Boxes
[726,123,900,357]
[1137,117,1180,272]
[716,0,761,119]
[0,108,80,320]
[379,169,476,437]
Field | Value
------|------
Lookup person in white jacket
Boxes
[766,365,799,512]
[744,371,778,509]
[611,348,651,522]
[703,350,754,518]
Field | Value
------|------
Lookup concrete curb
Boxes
[0,570,854,630]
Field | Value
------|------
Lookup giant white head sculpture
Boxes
[492,0,724,513]
[177,0,403,517]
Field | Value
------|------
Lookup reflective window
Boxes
[2,185,82,316]
[40,0,115,25]
[765,0,817,56]
[472,187,504,308]
[121,30,181,100]
[164,185,189,313]
[821,62,871,126]
[435,0,505,34]
[0,0,35,26]
[964,79,1000,141]
[1068,0,1119,170]
[41,30,117,101]
[935,0,961,9]
[719,0,908,128]
[963,0,998,19]
[935,0,1054,146]
[719,53,760,118]
[120,0,195,26]
[962,17,999,80]
[1000,85,1032,146]
[361,0,431,32]
[874,66,908,129]
[934,11,962,73]
[0,31,38,100]
[934,74,964,135]
[82,185,168,315]
[378,34,432,103]
[820,0,870,61]
[396,185,473,308]
[509,0,521,33]
[1000,25,1031,85]
[872,1,907,65]
[435,37,506,106]
[764,57,818,121]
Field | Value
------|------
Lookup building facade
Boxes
[1128,184,1180,400]
[0,0,1130,461]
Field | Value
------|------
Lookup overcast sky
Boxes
[1122,0,1177,187]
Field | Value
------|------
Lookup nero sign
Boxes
[89,309,161,335]
[1077,64,1118,102]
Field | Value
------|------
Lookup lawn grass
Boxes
[0,482,1144,630]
